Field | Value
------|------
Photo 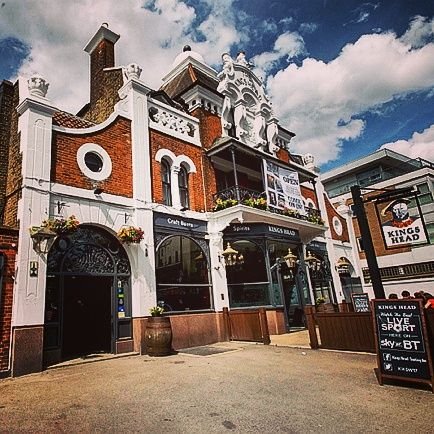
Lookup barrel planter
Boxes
[145,316,173,356]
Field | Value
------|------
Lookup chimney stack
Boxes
[84,24,120,105]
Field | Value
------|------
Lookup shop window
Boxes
[226,240,269,307]
[161,159,172,206]
[179,165,189,209]
[156,236,211,312]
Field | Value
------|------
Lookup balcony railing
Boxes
[213,186,324,225]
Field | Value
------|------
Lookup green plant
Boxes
[117,226,144,244]
[40,215,80,235]
[307,214,325,225]
[283,208,301,219]
[150,306,165,317]
[243,197,267,210]
[316,296,326,305]
[213,198,238,211]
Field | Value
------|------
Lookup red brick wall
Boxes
[150,130,209,211]
[191,108,221,149]
[3,82,21,227]
[51,117,133,197]
[0,227,18,374]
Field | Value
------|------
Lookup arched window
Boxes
[161,159,172,206]
[178,165,189,209]
[156,236,211,312]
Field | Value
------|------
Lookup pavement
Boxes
[1,342,433,433]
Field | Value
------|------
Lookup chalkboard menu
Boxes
[373,300,433,388]
[352,293,370,313]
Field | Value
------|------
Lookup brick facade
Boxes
[52,117,133,197]
[0,227,18,375]
[150,129,208,211]
[1,82,21,227]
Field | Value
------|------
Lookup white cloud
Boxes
[380,124,434,161]
[266,27,434,164]
[0,0,242,113]
[400,15,434,48]
[252,32,305,79]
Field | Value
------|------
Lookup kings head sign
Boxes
[375,193,429,249]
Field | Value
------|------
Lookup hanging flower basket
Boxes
[32,215,80,236]
[117,226,144,244]
[213,198,238,211]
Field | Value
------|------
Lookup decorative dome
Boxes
[172,45,205,67]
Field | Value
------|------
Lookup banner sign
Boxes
[263,159,305,214]
[372,299,433,389]
[374,191,429,249]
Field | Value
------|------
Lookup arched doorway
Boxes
[44,225,131,363]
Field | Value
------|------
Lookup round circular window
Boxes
[84,152,103,173]
[77,143,112,181]
[332,216,343,236]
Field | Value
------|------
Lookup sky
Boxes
[0,0,434,171]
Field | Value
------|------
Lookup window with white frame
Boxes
[179,165,189,209]
[161,159,172,206]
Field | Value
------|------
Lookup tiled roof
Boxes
[53,111,95,129]
[161,65,219,99]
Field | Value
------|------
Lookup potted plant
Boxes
[283,208,301,219]
[316,296,326,312]
[117,226,144,244]
[145,306,173,356]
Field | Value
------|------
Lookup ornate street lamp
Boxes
[221,243,244,267]
[30,226,57,254]
[305,251,321,272]
[336,256,352,274]
[283,248,298,270]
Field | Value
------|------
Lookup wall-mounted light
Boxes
[220,243,244,267]
[30,227,57,254]
[305,251,321,271]
[283,248,298,270]
[336,257,351,274]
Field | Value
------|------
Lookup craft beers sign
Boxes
[375,191,429,249]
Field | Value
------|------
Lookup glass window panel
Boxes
[156,236,211,311]
[179,166,189,209]
[225,240,267,284]
[45,275,60,323]
[228,283,270,307]
[162,159,172,206]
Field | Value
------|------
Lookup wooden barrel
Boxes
[145,316,173,356]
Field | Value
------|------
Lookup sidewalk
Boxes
[270,328,318,349]
[2,342,431,433]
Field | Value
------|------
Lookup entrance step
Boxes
[46,352,139,370]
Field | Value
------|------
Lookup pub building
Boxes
[0,24,354,376]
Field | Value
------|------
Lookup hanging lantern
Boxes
[305,251,321,271]
[336,257,351,274]
[221,243,243,267]
[283,248,298,270]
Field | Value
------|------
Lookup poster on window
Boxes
[263,159,305,214]
[375,191,429,249]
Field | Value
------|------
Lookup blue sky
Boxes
[1,0,433,170]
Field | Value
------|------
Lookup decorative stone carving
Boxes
[217,53,235,94]
[148,106,196,138]
[303,153,315,170]
[234,103,248,139]
[266,120,279,153]
[253,111,267,149]
[220,96,232,136]
[124,63,142,81]
[235,51,253,68]
[28,74,49,98]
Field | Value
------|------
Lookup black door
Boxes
[279,264,305,329]
[62,276,112,358]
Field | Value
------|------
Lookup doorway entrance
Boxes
[62,276,112,358]
[44,225,132,365]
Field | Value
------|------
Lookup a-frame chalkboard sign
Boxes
[372,299,434,392]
